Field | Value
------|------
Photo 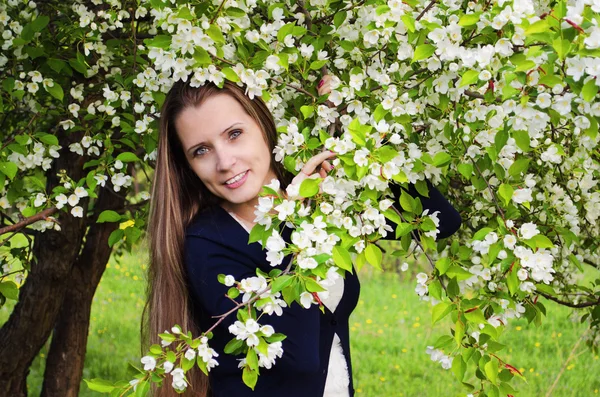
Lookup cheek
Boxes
[189,162,213,185]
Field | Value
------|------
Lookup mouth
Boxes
[224,170,248,186]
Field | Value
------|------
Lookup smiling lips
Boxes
[224,170,249,188]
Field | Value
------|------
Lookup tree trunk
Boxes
[0,131,87,397]
[41,187,125,397]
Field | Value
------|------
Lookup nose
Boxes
[215,147,236,172]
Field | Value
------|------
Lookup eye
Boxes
[193,146,208,157]
[229,129,242,140]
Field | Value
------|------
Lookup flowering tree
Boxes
[1,0,599,396]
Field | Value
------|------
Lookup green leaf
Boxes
[433,152,451,167]
[45,83,64,101]
[457,163,473,179]
[149,344,162,355]
[373,104,388,123]
[310,60,328,70]
[464,308,487,324]
[221,66,240,82]
[347,118,367,146]
[472,227,493,241]
[435,257,451,275]
[0,162,18,179]
[525,20,549,34]
[526,234,555,249]
[145,35,171,49]
[539,74,563,87]
[581,79,599,102]
[124,226,142,245]
[507,267,519,296]
[415,180,429,197]
[332,246,353,273]
[38,134,59,146]
[116,152,140,162]
[300,105,314,119]
[299,178,320,198]
[0,281,19,300]
[176,6,194,20]
[459,70,479,87]
[84,379,116,393]
[108,229,124,247]
[68,58,88,75]
[227,287,240,299]
[365,244,382,269]
[455,319,465,346]
[97,210,121,223]
[248,223,266,244]
[498,184,514,207]
[508,158,530,177]
[485,359,499,384]
[135,380,150,397]
[513,130,530,152]
[305,277,325,292]
[452,354,466,381]
[225,7,246,17]
[412,44,435,63]
[399,190,414,212]
[395,223,413,238]
[206,24,225,44]
[494,129,508,152]
[459,13,481,26]
[193,47,212,65]
[401,15,415,32]
[242,367,258,390]
[552,38,571,60]
[246,349,259,370]
[271,275,294,293]
[432,301,453,324]
[224,338,244,354]
[31,15,50,32]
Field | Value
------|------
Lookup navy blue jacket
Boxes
[184,183,460,396]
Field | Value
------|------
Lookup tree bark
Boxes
[41,187,125,397]
[0,131,87,397]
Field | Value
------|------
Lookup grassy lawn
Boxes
[1,247,599,396]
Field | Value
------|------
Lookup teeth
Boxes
[225,171,247,185]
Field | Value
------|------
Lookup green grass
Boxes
[1,249,599,397]
[352,269,600,397]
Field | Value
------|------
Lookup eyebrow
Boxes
[186,122,243,156]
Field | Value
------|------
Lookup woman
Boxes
[145,79,461,396]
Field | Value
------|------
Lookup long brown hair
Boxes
[144,80,290,396]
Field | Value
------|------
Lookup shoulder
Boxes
[184,205,254,255]
[185,205,226,238]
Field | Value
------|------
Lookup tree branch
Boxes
[538,291,600,309]
[416,0,437,21]
[296,0,313,30]
[0,207,58,236]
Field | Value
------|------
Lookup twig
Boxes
[538,291,599,309]
[272,77,317,100]
[1,114,39,151]
[390,203,449,296]
[210,0,227,24]
[296,0,313,29]
[544,330,589,397]
[313,0,367,24]
[416,0,437,21]
[0,207,58,236]
[458,136,506,220]
[131,4,138,122]
[0,231,18,248]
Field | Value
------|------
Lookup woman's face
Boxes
[175,93,277,215]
